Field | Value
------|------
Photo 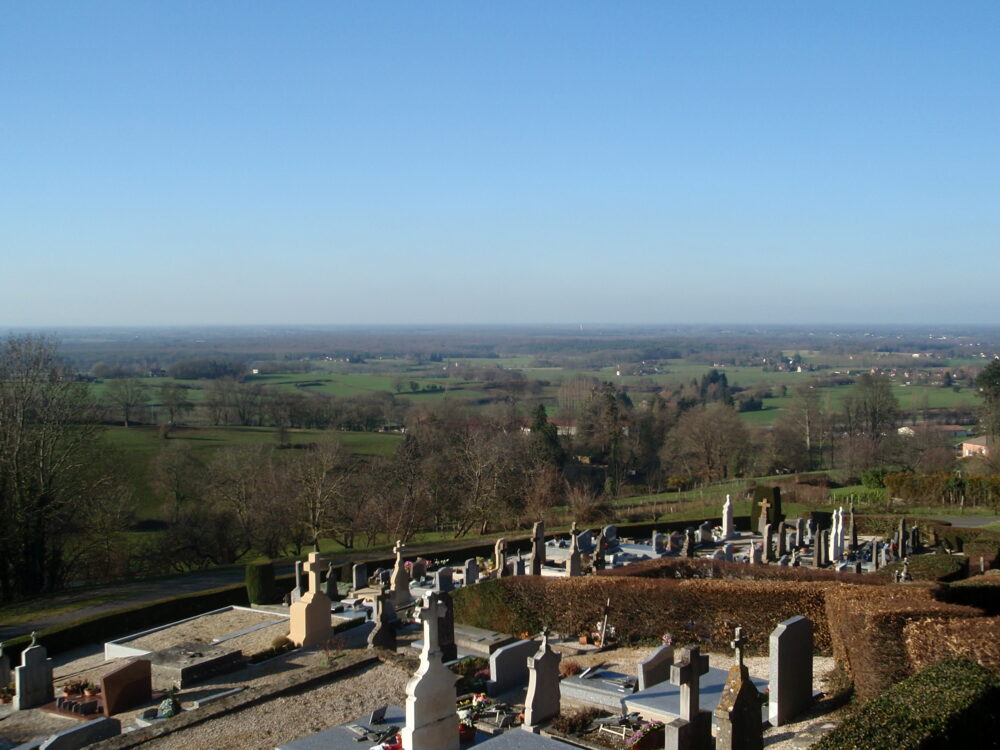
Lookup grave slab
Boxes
[37,717,121,750]
[624,666,767,727]
[560,668,635,712]
[454,625,516,656]
[145,643,243,688]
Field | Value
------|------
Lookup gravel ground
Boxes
[139,660,410,750]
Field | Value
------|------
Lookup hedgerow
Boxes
[904,616,1000,676]
[811,659,1000,750]
[878,554,967,583]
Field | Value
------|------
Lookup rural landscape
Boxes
[4,2,1000,749]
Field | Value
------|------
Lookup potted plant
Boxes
[458,714,477,742]
[83,682,99,697]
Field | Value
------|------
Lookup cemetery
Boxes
[0,491,998,750]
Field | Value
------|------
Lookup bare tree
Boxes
[104,377,149,427]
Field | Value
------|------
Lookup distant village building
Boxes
[961,436,990,458]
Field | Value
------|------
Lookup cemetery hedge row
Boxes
[877,554,967,582]
[853,515,948,537]
[811,659,1000,750]
[903,616,1000,677]
[453,576,833,654]
[598,556,885,585]
[824,585,982,701]
[938,573,1000,614]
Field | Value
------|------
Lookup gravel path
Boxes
[126,608,286,652]
[139,661,410,750]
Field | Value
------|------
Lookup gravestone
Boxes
[776,523,787,557]
[769,616,813,726]
[715,628,763,750]
[652,530,666,555]
[290,560,304,603]
[368,587,397,651]
[664,646,712,750]
[0,641,10,687]
[698,521,714,545]
[683,528,696,558]
[722,543,735,562]
[487,639,537,696]
[411,558,428,581]
[637,644,674,691]
[577,530,594,553]
[566,534,582,577]
[14,635,54,710]
[289,552,333,647]
[751,486,783,536]
[464,558,479,586]
[848,503,858,550]
[390,541,412,609]
[816,530,829,567]
[494,538,508,579]
[762,524,774,563]
[898,518,908,556]
[593,530,606,571]
[602,525,618,545]
[324,562,342,601]
[523,631,561,733]
[352,563,368,592]
[795,518,805,548]
[511,555,526,576]
[669,531,685,554]
[100,659,152,717]
[778,554,790,567]
[722,495,735,540]
[910,526,921,554]
[433,567,454,593]
[401,595,459,750]
[805,518,815,545]
[790,548,800,567]
[531,521,545,575]
[749,543,762,565]
[38,717,122,749]
[433,591,457,663]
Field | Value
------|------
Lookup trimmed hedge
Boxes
[454,576,833,654]
[853,515,949,537]
[939,573,1000,615]
[904,616,1000,677]
[600,556,885,585]
[878,554,967,583]
[929,525,1000,569]
[245,560,277,604]
[824,585,981,701]
[812,659,1000,750]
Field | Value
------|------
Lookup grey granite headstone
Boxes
[638,644,674,691]
[433,567,454,592]
[39,717,121,749]
[768,616,813,726]
[367,588,397,651]
[0,641,10,687]
[664,646,712,750]
[351,563,367,591]
[464,558,478,585]
[531,522,545,575]
[577,530,594,553]
[816,530,829,567]
[794,518,805,548]
[762,524,774,563]
[776,523,787,557]
[602,525,618,544]
[652,531,666,555]
[698,521,713,544]
[487,639,538,696]
[291,560,304,603]
[722,543,734,562]
[14,641,54,710]
[523,632,561,732]
[434,591,457,663]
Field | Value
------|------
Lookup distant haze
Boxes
[2,2,998,326]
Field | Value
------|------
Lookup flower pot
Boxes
[578,636,589,644]
[458,724,476,742]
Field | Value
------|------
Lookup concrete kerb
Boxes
[88,654,381,750]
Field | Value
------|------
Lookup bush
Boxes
[824,586,981,701]
[904,616,1000,677]
[878,554,967,583]
[861,467,889,489]
[811,659,1000,750]
[550,707,605,736]
[454,576,834,655]
[245,560,277,605]
[939,574,1000,615]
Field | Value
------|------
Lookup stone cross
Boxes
[671,646,710,722]
[367,585,397,650]
[523,629,561,732]
[304,553,323,593]
[757,497,772,534]
[731,627,749,669]
[722,494,735,540]
[289,551,333,647]
[402,594,459,750]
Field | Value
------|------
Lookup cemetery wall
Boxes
[453,576,833,654]
[811,659,1000,750]
[903,615,1000,676]
[824,585,982,701]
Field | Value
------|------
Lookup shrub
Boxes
[560,660,582,678]
[550,707,605,735]
[811,659,1000,750]
[904,616,1000,677]
[939,574,1000,615]
[454,576,834,654]
[245,560,277,605]
[824,586,981,701]
[878,554,967,583]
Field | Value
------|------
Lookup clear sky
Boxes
[2,1,998,326]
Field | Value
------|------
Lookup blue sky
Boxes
[2,1,998,326]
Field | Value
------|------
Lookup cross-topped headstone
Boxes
[289,551,333,647]
[757,497,772,535]
[671,646,710,722]
[402,594,459,750]
[367,585,397,650]
[494,537,508,578]
[303,552,323,593]
[731,627,749,669]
